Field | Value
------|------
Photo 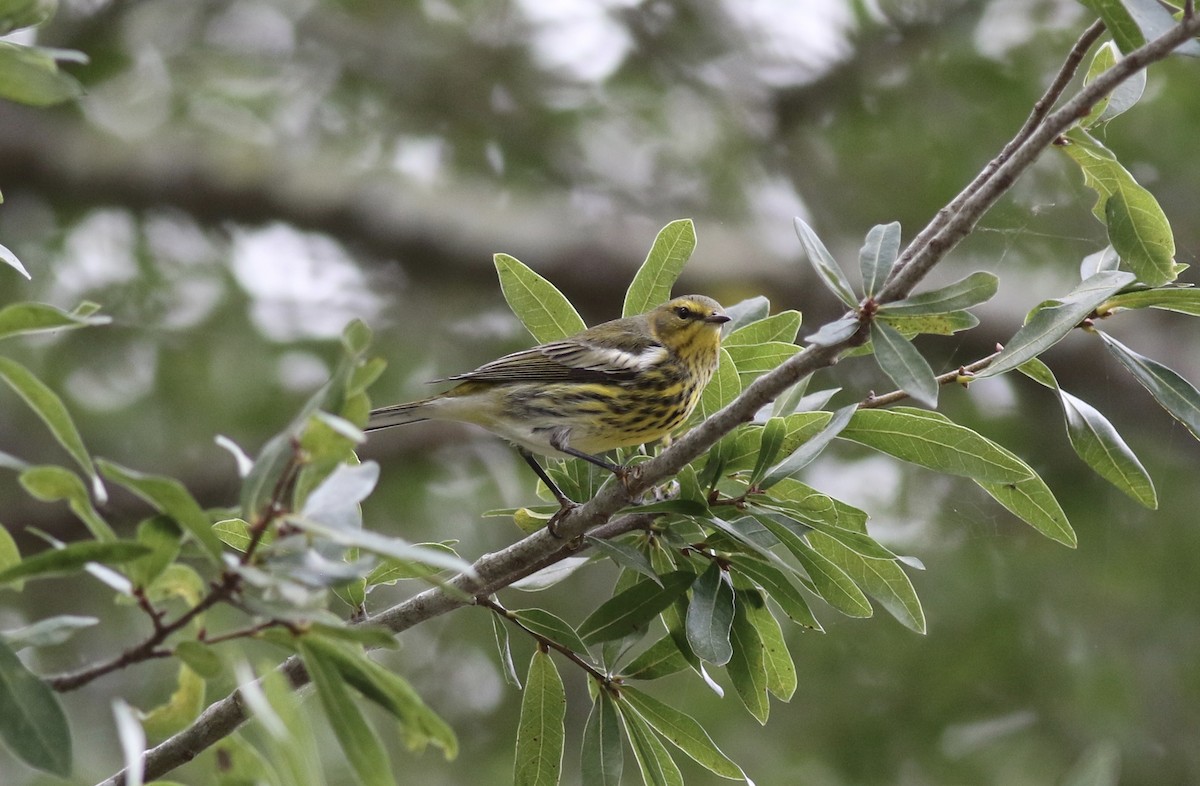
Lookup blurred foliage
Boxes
[0,0,1198,784]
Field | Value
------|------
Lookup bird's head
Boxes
[649,295,730,357]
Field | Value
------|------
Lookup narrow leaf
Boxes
[578,572,694,645]
[0,615,97,651]
[1102,287,1200,316]
[623,219,697,317]
[112,700,145,786]
[973,271,1135,379]
[698,347,740,421]
[619,700,684,786]
[728,555,822,631]
[760,405,856,489]
[1060,389,1156,508]
[620,636,691,681]
[877,271,998,315]
[724,310,803,347]
[805,314,860,347]
[492,613,522,688]
[794,217,857,307]
[513,608,590,655]
[725,600,769,724]
[494,253,586,343]
[620,686,744,779]
[685,563,735,666]
[808,534,925,633]
[0,636,72,776]
[19,466,115,541]
[586,536,661,586]
[859,222,901,298]
[0,540,149,585]
[581,691,623,786]
[740,590,796,701]
[871,321,938,408]
[97,460,222,562]
[1100,332,1200,441]
[0,42,82,107]
[0,302,109,341]
[978,474,1076,548]
[1106,190,1177,288]
[514,650,566,786]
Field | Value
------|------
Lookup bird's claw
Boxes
[547,501,581,539]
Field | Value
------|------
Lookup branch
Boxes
[476,596,611,684]
[98,15,1200,786]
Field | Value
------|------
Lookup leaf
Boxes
[859,222,901,298]
[972,271,1135,380]
[1100,332,1200,441]
[618,701,684,786]
[623,219,698,317]
[841,407,1032,483]
[685,563,735,666]
[740,591,796,702]
[754,515,873,617]
[805,314,860,347]
[139,663,205,739]
[494,253,586,343]
[0,243,29,279]
[760,405,856,489]
[724,310,803,346]
[303,637,457,759]
[978,473,1076,548]
[877,271,998,315]
[0,636,72,776]
[721,297,771,335]
[723,341,799,387]
[1106,191,1177,289]
[870,321,938,408]
[0,540,149,586]
[698,347,740,421]
[725,599,769,724]
[0,302,109,341]
[301,461,379,531]
[296,639,393,786]
[794,216,857,307]
[727,555,822,631]
[0,358,104,502]
[1058,128,1182,285]
[112,700,145,786]
[514,649,566,786]
[0,0,57,37]
[19,465,115,541]
[1102,287,1200,316]
[748,417,788,487]
[620,686,744,780]
[1078,0,1200,56]
[513,608,590,655]
[0,615,97,651]
[876,311,979,336]
[754,501,893,560]
[126,515,181,589]
[1060,389,1157,508]
[581,691,623,786]
[620,636,691,681]
[0,42,83,107]
[491,613,522,689]
[585,536,661,586]
[288,516,476,577]
[577,571,694,645]
[97,460,223,562]
[212,518,254,552]
[1081,41,1146,127]
[173,641,223,679]
[808,534,925,634]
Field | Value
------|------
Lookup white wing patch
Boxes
[578,344,669,372]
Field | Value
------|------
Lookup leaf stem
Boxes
[476,595,612,685]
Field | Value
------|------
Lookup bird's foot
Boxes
[547,500,581,539]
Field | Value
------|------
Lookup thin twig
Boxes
[860,350,1002,409]
[476,596,612,684]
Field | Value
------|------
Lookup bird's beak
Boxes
[705,313,731,325]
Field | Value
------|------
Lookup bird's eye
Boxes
[674,306,691,319]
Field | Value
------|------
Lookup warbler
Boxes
[367,295,730,528]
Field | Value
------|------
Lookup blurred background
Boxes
[1,0,1199,783]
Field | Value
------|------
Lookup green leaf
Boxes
[1100,332,1200,441]
[578,571,694,645]
[748,417,788,487]
[698,347,740,421]
[620,636,691,681]
[805,314,860,347]
[725,599,769,724]
[0,615,97,651]
[0,525,19,590]
[494,253,586,343]
[877,271,998,315]
[978,472,1076,548]
[585,536,661,586]
[876,311,979,336]
[0,0,57,35]
[296,640,393,786]
[491,613,521,688]
[754,501,894,560]
[513,608,590,655]
[581,691,623,786]
[212,518,254,552]
[126,515,181,589]
[623,219,697,317]
[841,407,1031,483]
[140,663,205,739]
[0,637,71,776]
[0,358,103,502]
[1081,41,1146,127]
[859,222,901,298]
[685,563,735,666]
[1078,0,1200,56]
[19,466,115,541]
[794,217,857,307]
[97,460,223,562]
[973,271,1135,380]
[760,405,856,489]
[173,641,223,680]
[618,701,684,786]
[1060,389,1157,508]
[302,637,457,759]
[1106,191,1177,289]
[288,516,476,577]
[727,556,822,631]
[0,243,30,280]
[1102,287,1200,316]
[1059,128,1182,285]
[740,590,796,701]
[514,650,566,786]
[0,540,149,586]
[723,341,799,387]
[808,534,925,634]
[620,686,744,780]
[1017,357,1058,389]
[0,302,109,341]
[754,515,873,617]
[870,321,938,408]
[0,42,82,107]
[724,310,803,346]
[306,622,399,650]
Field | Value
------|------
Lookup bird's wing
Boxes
[448,323,667,384]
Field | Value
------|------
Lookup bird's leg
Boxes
[517,448,578,538]
[547,430,629,480]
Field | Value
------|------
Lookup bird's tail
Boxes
[366,400,432,432]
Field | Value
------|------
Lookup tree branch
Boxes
[97,15,1200,786]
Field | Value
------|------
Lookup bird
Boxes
[366,295,730,533]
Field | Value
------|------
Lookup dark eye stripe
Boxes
[675,306,691,318]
